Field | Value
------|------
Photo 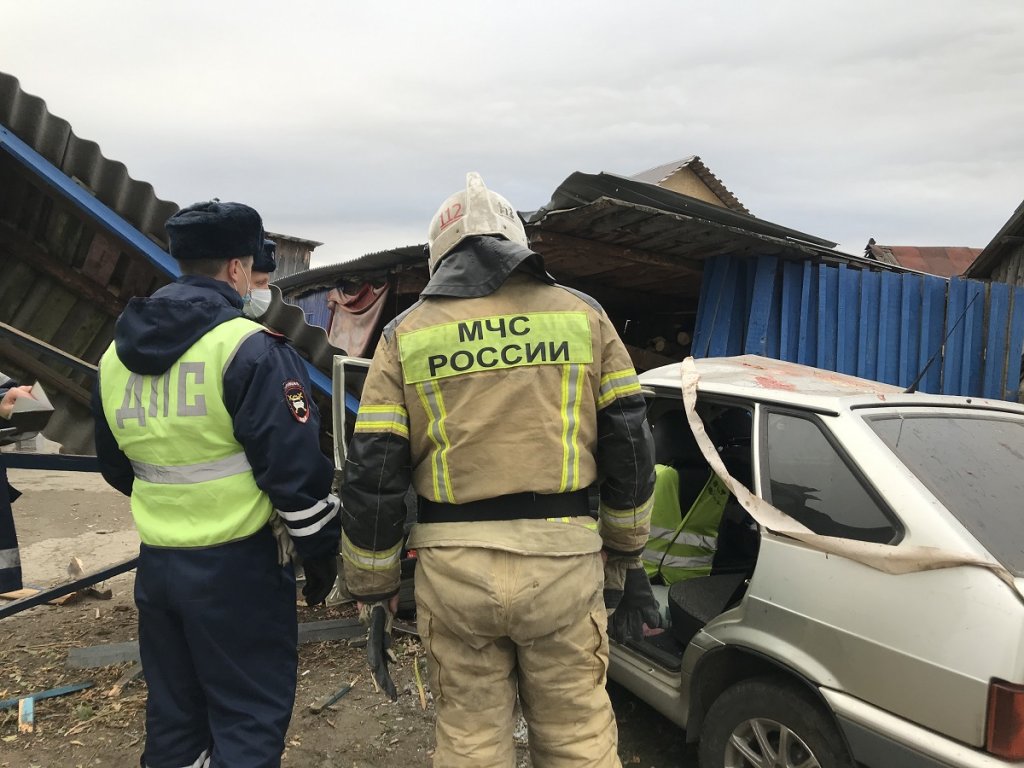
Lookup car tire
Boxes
[698,676,854,768]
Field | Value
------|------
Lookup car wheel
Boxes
[699,677,854,768]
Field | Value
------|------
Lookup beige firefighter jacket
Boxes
[340,238,655,600]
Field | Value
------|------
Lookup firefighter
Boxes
[92,201,340,768]
[341,173,657,767]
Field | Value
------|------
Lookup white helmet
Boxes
[427,172,529,272]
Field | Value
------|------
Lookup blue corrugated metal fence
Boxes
[692,255,1024,400]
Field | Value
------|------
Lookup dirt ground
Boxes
[0,469,694,767]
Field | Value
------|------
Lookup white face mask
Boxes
[243,288,273,319]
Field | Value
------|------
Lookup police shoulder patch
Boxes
[283,379,310,424]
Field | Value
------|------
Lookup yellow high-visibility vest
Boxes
[643,464,728,584]
[98,317,273,548]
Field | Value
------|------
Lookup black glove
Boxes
[361,602,398,701]
[605,559,661,644]
[302,554,338,606]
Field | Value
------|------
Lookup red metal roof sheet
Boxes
[865,241,982,278]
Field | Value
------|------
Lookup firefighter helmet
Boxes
[427,172,528,272]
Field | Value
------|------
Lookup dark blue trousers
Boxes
[135,527,297,768]
[0,460,22,593]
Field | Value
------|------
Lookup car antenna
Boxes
[904,292,980,394]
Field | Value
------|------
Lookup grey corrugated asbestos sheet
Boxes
[0,71,337,455]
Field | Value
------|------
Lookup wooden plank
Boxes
[694,256,731,357]
[836,265,860,376]
[0,681,93,711]
[530,230,703,275]
[0,557,136,619]
[0,261,38,323]
[43,207,79,265]
[18,697,34,733]
[68,619,366,669]
[817,264,839,372]
[797,262,815,366]
[961,280,986,396]
[743,256,776,355]
[706,257,738,357]
[80,230,123,286]
[118,257,159,301]
[0,317,97,376]
[984,281,1010,399]
[0,588,39,600]
[726,261,748,355]
[897,275,918,387]
[1005,286,1024,400]
[691,256,716,353]
[923,276,948,394]
[106,662,144,698]
[24,284,78,345]
[765,265,782,359]
[942,278,967,395]
[858,270,880,381]
[778,261,801,362]
[877,272,903,385]
[0,221,125,317]
[0,343,92,406]
[50,302,109,363]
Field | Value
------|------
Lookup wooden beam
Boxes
[0,221,126,317]
[0,320,97,377]
[0,343,92,406]
[67,619,365,668]
[529,230,704,276]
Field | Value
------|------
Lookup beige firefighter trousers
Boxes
[415,547,620,768]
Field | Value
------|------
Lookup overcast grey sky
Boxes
[4,1,1022,264]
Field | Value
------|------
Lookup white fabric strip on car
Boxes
[680,357,1015,588]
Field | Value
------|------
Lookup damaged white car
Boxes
[611,355,1024,768]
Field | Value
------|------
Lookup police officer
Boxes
[341,173,657,767]
[244,238,277,320]
[92,201,340,768]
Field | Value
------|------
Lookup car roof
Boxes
[639,355,1024,415]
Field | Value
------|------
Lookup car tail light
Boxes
[987,679,1024,759]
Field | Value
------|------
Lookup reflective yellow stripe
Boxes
[545,517,599,531]
[557,363,585,492]
[600,496,654,529]
[597,368,642,409]
[341,533,401,572]
[415,381,455,503]
[354,404,409,438]
[398,311,593,384]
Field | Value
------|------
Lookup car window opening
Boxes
[629,399,759,669]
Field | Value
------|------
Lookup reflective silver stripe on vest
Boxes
[130,452,252,485]
[643,549,715,570]
[0,547,21,570]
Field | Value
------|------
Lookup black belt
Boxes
[419,489,592,524]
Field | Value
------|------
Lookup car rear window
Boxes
[868,413,1024,576]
